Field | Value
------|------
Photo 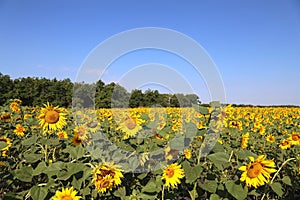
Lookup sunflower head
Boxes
[10,102,21,113]
[288,133,300,145]
[0,137,12,157]
[1,113,12,122]
[14,124,26,137]
[266,135,275,143]
[161,163,185,188]
[38,102,67,134]
[118,116,142,140]
[92,162,124,193]
[239,155,276,188]
[279,139,291,150]
[51,187,82,200]
[184,149,191,159]
[241,132,249,149]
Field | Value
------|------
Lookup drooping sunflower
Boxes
[239,155,276,188]
[241,132,249,149]
[51,187,82,200]
[0,137,12,157]
[162,163,185,189]
[13,124,26,137]
[38,102,67,133]
[92,162,124,193]
[117,116,142,140]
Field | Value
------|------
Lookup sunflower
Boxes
[288,133,300,145]
[86,121,101,133]
[117,116,142,140]
[92,162,124,193]
[10,102,20,113]
[0,137,12,157]
[184,149,191,159]
[162,163,185,188]
[72,132,83,146]
[38,102,67,133]
[266,135,275,143]
[241,132,249,149]
[74,125,90,143]
[57,131,68,139]
[14,124,26,137]
[239,155,276,188]
[52,187,82,200]
[1,113,12,122]
[279,139,291,150]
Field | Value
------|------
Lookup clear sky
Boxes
[0,0,300,105]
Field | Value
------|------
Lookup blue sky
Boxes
[0,0,300,105]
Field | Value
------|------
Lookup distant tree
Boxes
[129,89,144,108]
[0,72,202,108]
[0,73,14,104]
[111,84,130,108]
[73,82,95,108]
[185,94,201,105]
[143,89,160,107]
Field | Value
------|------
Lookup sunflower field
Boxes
[0,99,299,200]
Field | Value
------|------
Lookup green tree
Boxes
[129,89,144,108]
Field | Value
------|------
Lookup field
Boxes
[0,99,299,200]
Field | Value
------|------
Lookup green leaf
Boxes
[270,182,283,197]
[14,166,33,182]
[282,176,292,186]
[199,180,218,193]
[236,149,257,160]
[23,153,43,163]
[33,161,47,176]
[225,180,247,200]
[21,135,37,146]
[0,141,8,149]
[210,194,220,200]
[182,161,202,183]
[30,186,48,200]
[44,161,64,176]
[69,145,85,159]
[170,134,185,151]
[207,152,229,170]
[67,162,85,175]
[142,180,159,193]
[198,106,209,115]
[114,186,126,198]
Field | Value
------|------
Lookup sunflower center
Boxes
[125,119,136,130]
[0,138,8,143]
[247,163,263,178]
[60,195,73,200]
[45,110,60,124]
[100,180,111,188]
[166,168,175,178]
[292,134,299,141]
[282,141,289,146]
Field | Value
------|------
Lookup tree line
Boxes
[0,73,200,108]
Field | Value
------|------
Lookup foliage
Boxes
[0,73,200,108]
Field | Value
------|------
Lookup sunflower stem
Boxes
[261,157,296,200]
[161,184,165,200]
